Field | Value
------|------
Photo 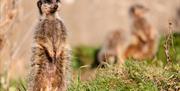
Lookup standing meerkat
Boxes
[125,4,159,60]
[28,0,71,91]
[98,30,131,67]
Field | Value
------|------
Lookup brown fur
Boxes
[0,34,5,74]
[98,5,159,66]
[125,4,159,60]
[175,8,180,28]
[0,34,5,50]
[98,30,131,66]
[28,0,71,91]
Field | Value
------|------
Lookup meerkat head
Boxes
[37,0,61,15]
[129,4,149,18]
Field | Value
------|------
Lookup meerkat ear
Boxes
[37,0,43,15]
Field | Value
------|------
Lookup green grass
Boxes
[69,60,180,91]
[72,33,180,68]
[157,33,180,65]
[1,33,180,91]
[0,78,26,91]
[71,46,99,69]
[69,33,180,91]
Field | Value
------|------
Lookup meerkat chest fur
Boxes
[34,15,69,71]
[30,16,70,91]
[35,16,68,60]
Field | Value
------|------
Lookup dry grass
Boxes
[69,60,180,91]
[0,0,22,90]
[0,0,180,91]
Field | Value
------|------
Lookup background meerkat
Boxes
[97,5,159,67]
[175,8,180,29]
[125,4,159,60]
[98,30,131,67]
[28,0,71,91]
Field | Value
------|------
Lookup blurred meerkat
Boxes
[98,30,131,66]
[0,34,5,50]
[28,0,71,91]
[125,4,159,60]
[175,8,180,29]
[0,34,5,74]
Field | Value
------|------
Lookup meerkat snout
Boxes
[50,3,58,13]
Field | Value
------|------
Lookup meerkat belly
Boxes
[35,19,66,60]
[43,63,60,87]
